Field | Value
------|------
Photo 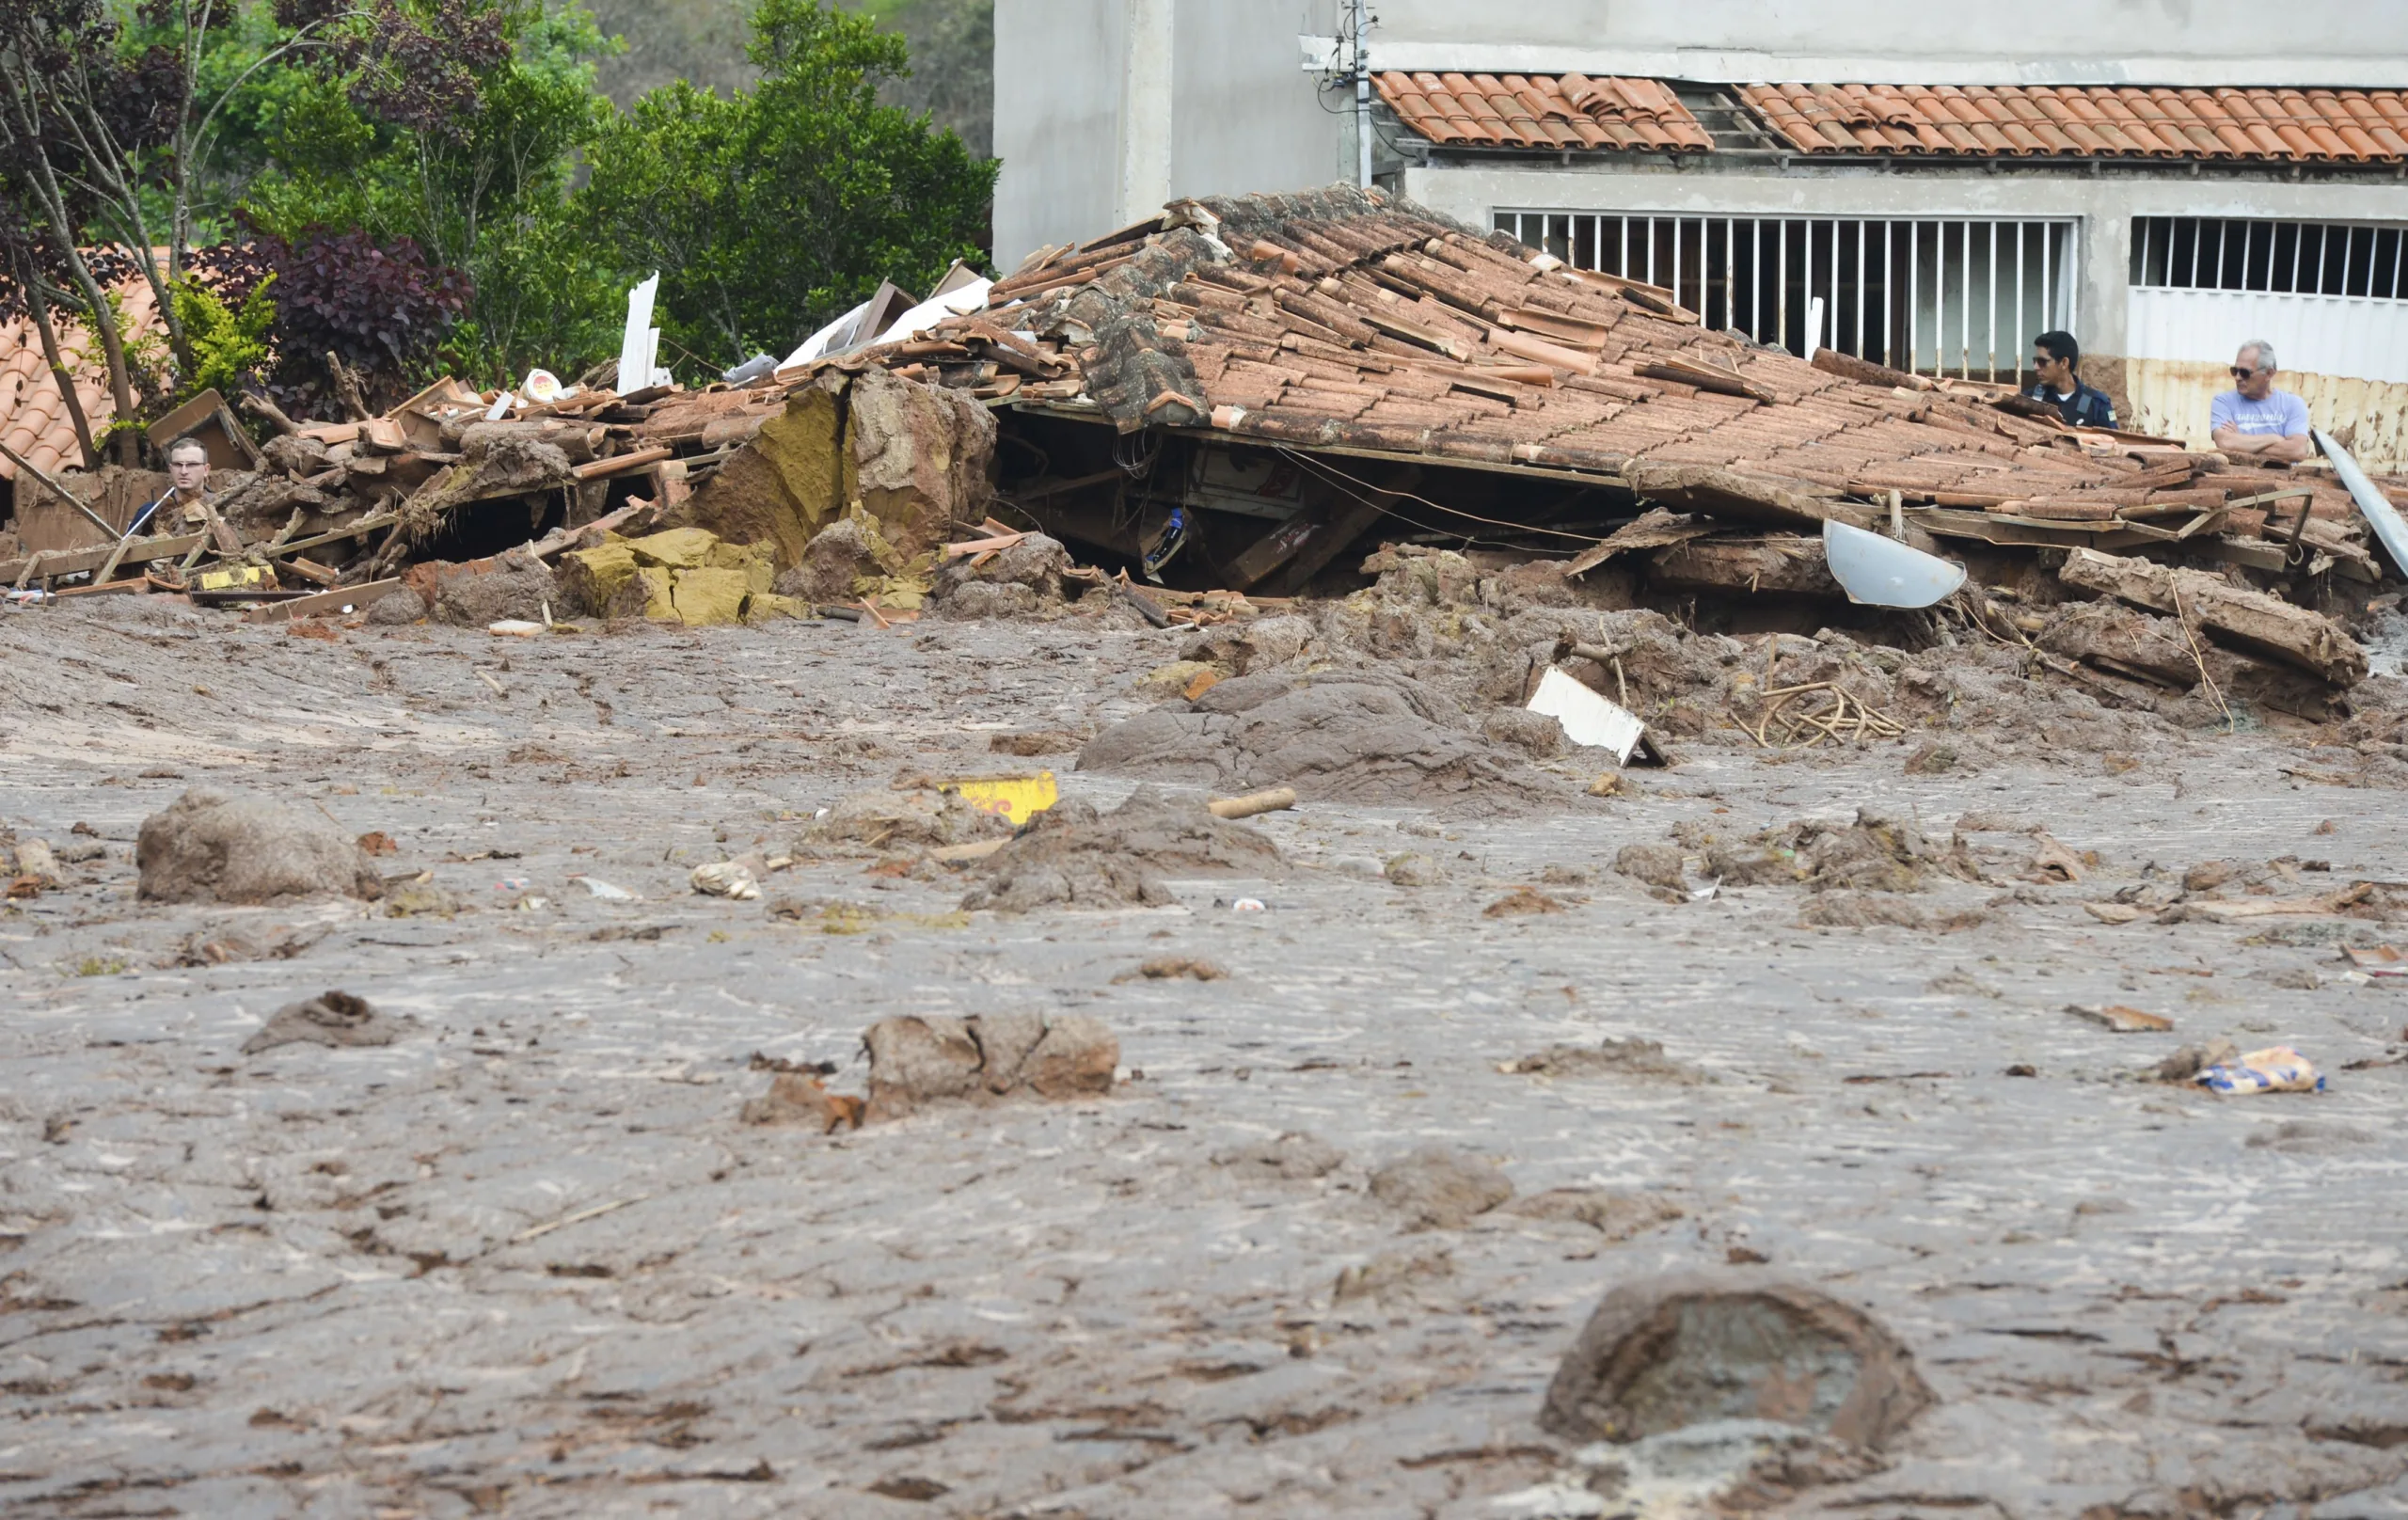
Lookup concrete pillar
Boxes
[1116,0,1175,226]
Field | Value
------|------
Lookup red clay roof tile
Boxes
[1737,82,2408,163]
[1377,71,1711,152]
[0,270,160,483]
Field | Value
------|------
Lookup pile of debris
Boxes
[802,183,2400,722]
[0,337,999,625]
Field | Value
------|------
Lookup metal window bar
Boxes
[1495,211,2075,377]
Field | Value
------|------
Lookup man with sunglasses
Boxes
[2209,340,2311,464]
[2025,330,2115,429]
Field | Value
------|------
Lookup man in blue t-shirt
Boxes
[2209,339,2312,464]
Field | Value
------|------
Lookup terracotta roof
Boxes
[0,271,162,483]
[1741,83,2408,161]
[858,188,2258,530]
[1374,71,1711,151]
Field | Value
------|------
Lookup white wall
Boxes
[993,0,1343,269]
[1363,0,2408,87]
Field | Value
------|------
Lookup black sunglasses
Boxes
[2230,365,2259,379]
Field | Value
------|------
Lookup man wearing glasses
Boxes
[2209,340,2311,464]
[2025,330,2116,429]
[126,436,215,536]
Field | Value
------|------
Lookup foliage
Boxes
[171,268,277,401]
[582,0,996,372]
[238,1,623,387]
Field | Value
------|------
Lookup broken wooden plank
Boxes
[260,513,401,562]
[1565,508,1718,578]
[1624,463,1875,530]
[1644,535,1842,597]
[0,531,207,585]
[573,446,673,482]
[2058,546,2367,686]
[239,578,404,624]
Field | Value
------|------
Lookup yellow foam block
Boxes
[198,563,271,591]
[950,771,1057,828]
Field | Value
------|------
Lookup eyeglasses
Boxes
[2230,366,2259,379]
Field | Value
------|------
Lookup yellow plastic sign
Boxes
[197,563,272,592]
[951,771,1057,828]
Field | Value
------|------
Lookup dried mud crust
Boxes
[1077,668,1576,814]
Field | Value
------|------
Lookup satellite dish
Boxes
[1822,519,1966,609]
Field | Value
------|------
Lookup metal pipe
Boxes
[1353,0,1371,187]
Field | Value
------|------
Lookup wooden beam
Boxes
[2059,546,2367,685]
[0,531,207,584]
[240,578,404,624]
[260,512,400,561]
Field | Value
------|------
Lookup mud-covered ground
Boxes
[3,594,2406,1519]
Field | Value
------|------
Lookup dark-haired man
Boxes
[2025,330,2115,429]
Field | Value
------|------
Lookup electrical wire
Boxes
[1275,446,1608,544]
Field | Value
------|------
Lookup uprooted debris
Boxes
[137,789,385,905]
[1680,809,1985,893]
[240,990,410,1054]
[1078,669,1574,814]
[1497,1037,1708,1083]
[809,784,1014,851]
[961,786,1282,911]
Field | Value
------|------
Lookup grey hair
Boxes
[2239,338,2277,372]
[166,435,210,461]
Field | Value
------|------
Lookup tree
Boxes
[581,0,995,373]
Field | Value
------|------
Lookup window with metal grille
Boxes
[1493,211,2079,383]
[2131,217,2408,299]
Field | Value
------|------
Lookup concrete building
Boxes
[993,1,2408,465]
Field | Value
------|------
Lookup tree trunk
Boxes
[15,259,98,467]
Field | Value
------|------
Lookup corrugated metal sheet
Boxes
[2124,357,2408,471]
[2128,285,2408,385]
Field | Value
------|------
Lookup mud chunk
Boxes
[2150,1038,2240,1084]
[364,585,426,625]
[1500,1037,1705,1083]
[1798,894,1931,929]
[137,789,383,904]
[1508,1189,1686,1241]
[782,515,883,606]
[1182,614,1313,675]
[809,786,1009,851]
[1212,1132,1345,1180]
[1614,843,1688,894]
[862,1013,1117,1122]
[421,549,558,626]
[933,531,1069,616]
[1384,851,1443,886]
[1483,706,1567,758]
[1703,809,1981,895]
[1370,1146,1513,1229]
[1116,957,1227,982]
[2184,860,2237,894]
[962,787,1280,912]
[740,1072,863,1132]
[1541,1275,1935,1452]
[1080,670,1570,815]
[1334,1248,1453,1304]
[241,990,408,1054]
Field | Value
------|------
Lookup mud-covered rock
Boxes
[862,1012,1117,1122]
[1369,1146,1513,1229]
[409,547,558,626]
[809,786,1012,850]
[137,790,383,904]
[1541,1275,1934,1452]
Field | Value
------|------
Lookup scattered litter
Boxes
[2070,1004,2175,1034]
[948,771,1058,828]
[576,876,637,900]
[2196,1045,2325,1094]
[691,862,761,900]
[1231,897,1267,911]
[2341,944,2408,975]
[1525,667,1657,765]
[2084,902,2151,925]
[488,619,544,637]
